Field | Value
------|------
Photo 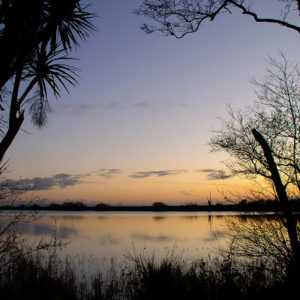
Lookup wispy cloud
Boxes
[55,100,188,116]
[131,101,151,109]
[131,100,187,111]
[3,168,124,192]
[55,104,95,117]
[96,168,122,178]
[3,173,87,191]
[129,169,187,179]
[198,169,233,180]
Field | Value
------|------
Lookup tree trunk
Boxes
[251,128,300,271]
[0,113,24,163]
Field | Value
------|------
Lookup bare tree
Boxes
[224,215,294,276]
[135,0,300,38]
[209,54,300,273]
[210,55,300,189]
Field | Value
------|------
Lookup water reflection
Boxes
[153,216,166,221]
[182,215,199,220]
[3,212,240,261]
[60,215,85,221]
[201,230,225,242]
[28,223,54,236]
[98,235,120,246]
[17,221,79,239]
[131,233,186,243]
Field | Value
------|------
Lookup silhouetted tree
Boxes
[210,54,300,277]
[95,202,110,209]
[225,215,294,271]
[136,0,300,38]
[152,201,168,207]
[0,44,79,162]
[61,201,87,209]
[0,0,95,161]
[0,0,94,89]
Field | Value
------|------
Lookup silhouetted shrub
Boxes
[0,248,293,300]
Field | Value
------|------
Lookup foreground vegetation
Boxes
[0,200,298,299]
[0,246,295,300]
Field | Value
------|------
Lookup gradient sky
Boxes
[4,0,300,205]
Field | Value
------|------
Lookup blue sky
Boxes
[4,0,300,205]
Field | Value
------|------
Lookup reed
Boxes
[0,245,292,300]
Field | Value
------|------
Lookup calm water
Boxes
[9,211,245,262]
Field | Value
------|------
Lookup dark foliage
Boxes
[0,248,295,300]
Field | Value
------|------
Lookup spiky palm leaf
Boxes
[45,0,96,50]
[23,43,79,127]
[0,0,95,90]
[29,91,51,128]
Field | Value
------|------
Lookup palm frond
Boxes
[46,1,96,50]
[22,43,79,127]
[29,90,51,128]
[24,43,79,99]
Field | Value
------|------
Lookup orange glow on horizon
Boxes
[32,172,254,206]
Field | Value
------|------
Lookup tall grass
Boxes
[0,245,293,300]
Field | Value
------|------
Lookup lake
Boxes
[9,211,249,263]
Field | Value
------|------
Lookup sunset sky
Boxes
[4,0,300,205]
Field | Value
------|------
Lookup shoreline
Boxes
[1,201,300,213]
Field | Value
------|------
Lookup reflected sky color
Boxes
[3,1,300,204]
[16,212,229,260]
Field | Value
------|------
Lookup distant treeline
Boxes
[2,199,300,212]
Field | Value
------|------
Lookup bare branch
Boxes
[136,0,300,38]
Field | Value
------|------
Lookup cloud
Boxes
[3,168,123,192]
[97,168,122,179]
[53,173,85,188]
[198,169,233,180]
[132,101,150,109]
[129,169,187,179]
[130,100,188,111]
[3,173,86,191]
[55,99,188,116]
[54,104,91,117]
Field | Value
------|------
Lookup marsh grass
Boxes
[123,250,289,300]
[0,211,294,299]
[0,244,292,300]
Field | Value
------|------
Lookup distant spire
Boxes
[208,192,212,208]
